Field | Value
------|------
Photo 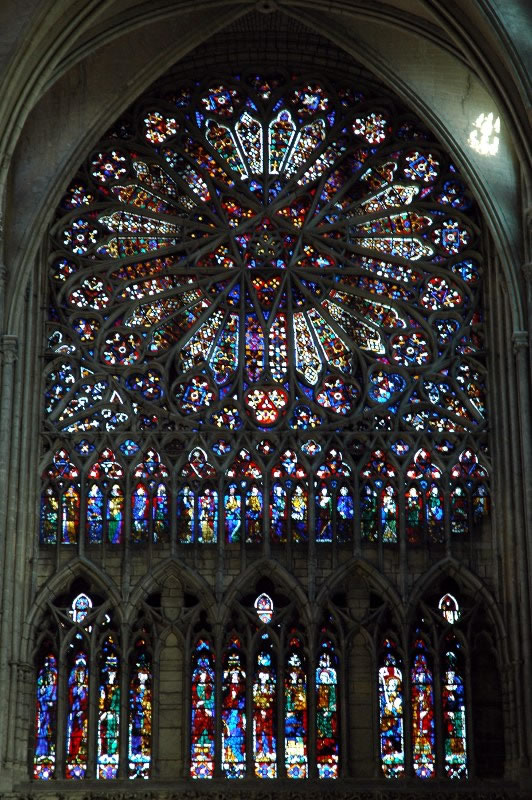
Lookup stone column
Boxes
[0,333,18,769]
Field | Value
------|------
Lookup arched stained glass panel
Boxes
[411,638,435,778]
[284,636,308,778]
[33,651,58,779]
[190,639,216,778]
[98,635,121,779]
[442,636,468,778]
[128,638,152,779]
[316,638,339,778]
[253,634,277,778]
[222,637,246,778]
[379,638,404,778]
[65,648,89,778]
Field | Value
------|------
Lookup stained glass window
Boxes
[406,449,444,544]
[33,650,58,779]
[98,636,121,778]
[255,592,274,624]
[411,638,435,778]
[316,638,339,779]
[190,639,216,778]
[442,636,468,778]
[65,647,89,778]
[38,65,489,784]
[222,637,246,778]
[253,634,277,778]
[379,638,404,777]
[361,451,398,543]
[439,593,461,624]
[132,450,169,543]
[129,638,152,778]
[42,70,488,549]
[284,636,308,778]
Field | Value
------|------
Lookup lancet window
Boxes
[378,593,471,779]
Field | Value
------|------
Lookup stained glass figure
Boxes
[62,486,80,544]
[177,485,195,543]
[66,648,89,778]
[222,637,246,778]
[439,594,461,624]
[336,485,354,543]
[450,449,489,536]
[285,637,308,778]
[34,651,58,779]
[316,638,339,778]
[291,485,308,542]
[442,636,467,778]
[246,485,263,543]
[198,487,218,543]
[132,450,170,543]
[379,639,404,778]
[271,481,288,542]
[361,452,397,543]
[98,636,120,779]
[253,634,277,777]
[128,638,152,778]
[190,640,215,778]
[406,449,444,544]
[315,484,333,542]
[40,449,80,544]
[224,484,242,543]
[411,639,435,778]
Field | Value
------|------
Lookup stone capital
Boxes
[512,330,529,354]
[521,262,532,281]
[1,334,18,364]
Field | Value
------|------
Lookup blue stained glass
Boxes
[34,653,58,779]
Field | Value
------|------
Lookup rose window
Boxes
[46,72,485,438]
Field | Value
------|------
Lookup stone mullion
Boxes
[307,634,317,779]
[245,641,254,778]
[307,478,317,602]
[402,643,413,778]
[276,639,286,779]
[87,635,98,778]
[170,469,177,556]
[216,474,225,602]
[78,470,86,558]
[214,634,223,778]
[122,469,132,614]
[433,642,444,779]
[118,624,129,779]
[353,469,361,557]
[55,643,68,778]
[398,471,407,601]
[263,470,271,557]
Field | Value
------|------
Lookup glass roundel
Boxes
[46,72,485,436]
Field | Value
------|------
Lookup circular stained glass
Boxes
[46,72,485,436]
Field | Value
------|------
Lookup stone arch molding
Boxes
[1,0,527,331]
